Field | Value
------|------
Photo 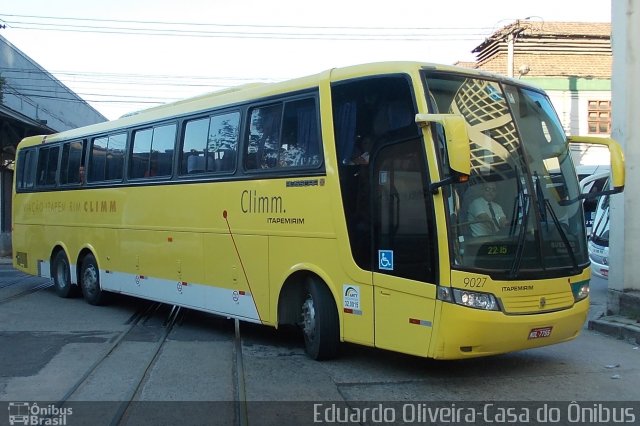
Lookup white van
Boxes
[576,164,610,183]
[580,171,610,235]
[588,181,610,279]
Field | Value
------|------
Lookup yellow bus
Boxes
[12,62,625,360]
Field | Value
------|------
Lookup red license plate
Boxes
[528,326,553,339]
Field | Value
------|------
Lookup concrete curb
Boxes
[588,316,640,345]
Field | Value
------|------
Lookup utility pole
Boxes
[609,0,640,313]
[507,33,514,78]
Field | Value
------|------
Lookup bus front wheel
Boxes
[80,254,108,306]
[300,279,339,360]
[52,250,77,298]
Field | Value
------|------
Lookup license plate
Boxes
[528,326,553,339]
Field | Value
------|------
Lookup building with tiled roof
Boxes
[457,21,612,168]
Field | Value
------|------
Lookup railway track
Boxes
[0,279,52,305]
[53,302,182,424]
[2,264,250,425]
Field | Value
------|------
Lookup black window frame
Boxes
[87,132,127,184]
[178,110,240,177]
[35,145,61,188]
[59,140,86,186]
[242,93,324,174]
[15,88,327,193]
[15,148,37,191]
[129,122,177,180]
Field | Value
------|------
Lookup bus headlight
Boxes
[452,288,500,311]
[571,281,590,302]
[437,287,500,311]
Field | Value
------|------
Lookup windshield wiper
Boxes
[544,199,579,273]
[534,172,547,222]
[533,174,579,274]
[509,193,530,279]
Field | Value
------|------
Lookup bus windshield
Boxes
[424,73,589,279]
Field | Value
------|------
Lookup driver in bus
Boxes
[468,183,508,236]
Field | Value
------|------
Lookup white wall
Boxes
[610,0,640,294]
[547,90,611,168]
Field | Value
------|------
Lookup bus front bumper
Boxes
[430,298,589,359]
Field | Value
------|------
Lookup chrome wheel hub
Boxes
[301,295,316,339]
[83,266,98,295]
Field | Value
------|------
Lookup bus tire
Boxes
[52,250,77,298]
[300,279,339,360]
[80,254,108,306]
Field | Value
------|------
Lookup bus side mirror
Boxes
[415,113,471,176]
[568,136,625,194]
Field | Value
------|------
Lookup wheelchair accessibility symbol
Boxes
[378,250,394,271]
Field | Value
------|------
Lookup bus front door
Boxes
[371,140,438,357]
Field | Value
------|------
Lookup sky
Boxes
[1,0,612,120]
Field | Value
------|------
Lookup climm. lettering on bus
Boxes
[241,190,284,214]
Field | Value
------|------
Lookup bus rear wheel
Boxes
[80,254,108,306]
[300,279,339,360]
[52,250,77,298]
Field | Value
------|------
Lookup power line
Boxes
[1,14,491,41]
[7,86,179,102]
[0,13,493,117]
[0,67,279,111]
[4,85,167,105]
[0,67,280,84]
[10,93,164,104]
[6,23,486,41]
[1,13,494,32]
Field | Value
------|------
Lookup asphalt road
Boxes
[1,263,638,425]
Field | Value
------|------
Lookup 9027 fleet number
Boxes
[463,277,487,288]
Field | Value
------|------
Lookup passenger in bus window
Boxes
[351,136,371,166]
[468,183,508,236]
[79,166,85,184]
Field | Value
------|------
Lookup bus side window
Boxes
[89,133,126,183]
[207,111,239,172]
[246,104,282,170]
[149,124,176,177]
[106,133,126,181]
[181,112,239,175]
[89,137,107,182]
[17,149,37,190]
[36,146,60,187]
[131,129,153,179]
[280,98,320,167]
[60,141,85,185]
[182,118,209,175]
[130,125,175,179]
[245,99,319,170]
